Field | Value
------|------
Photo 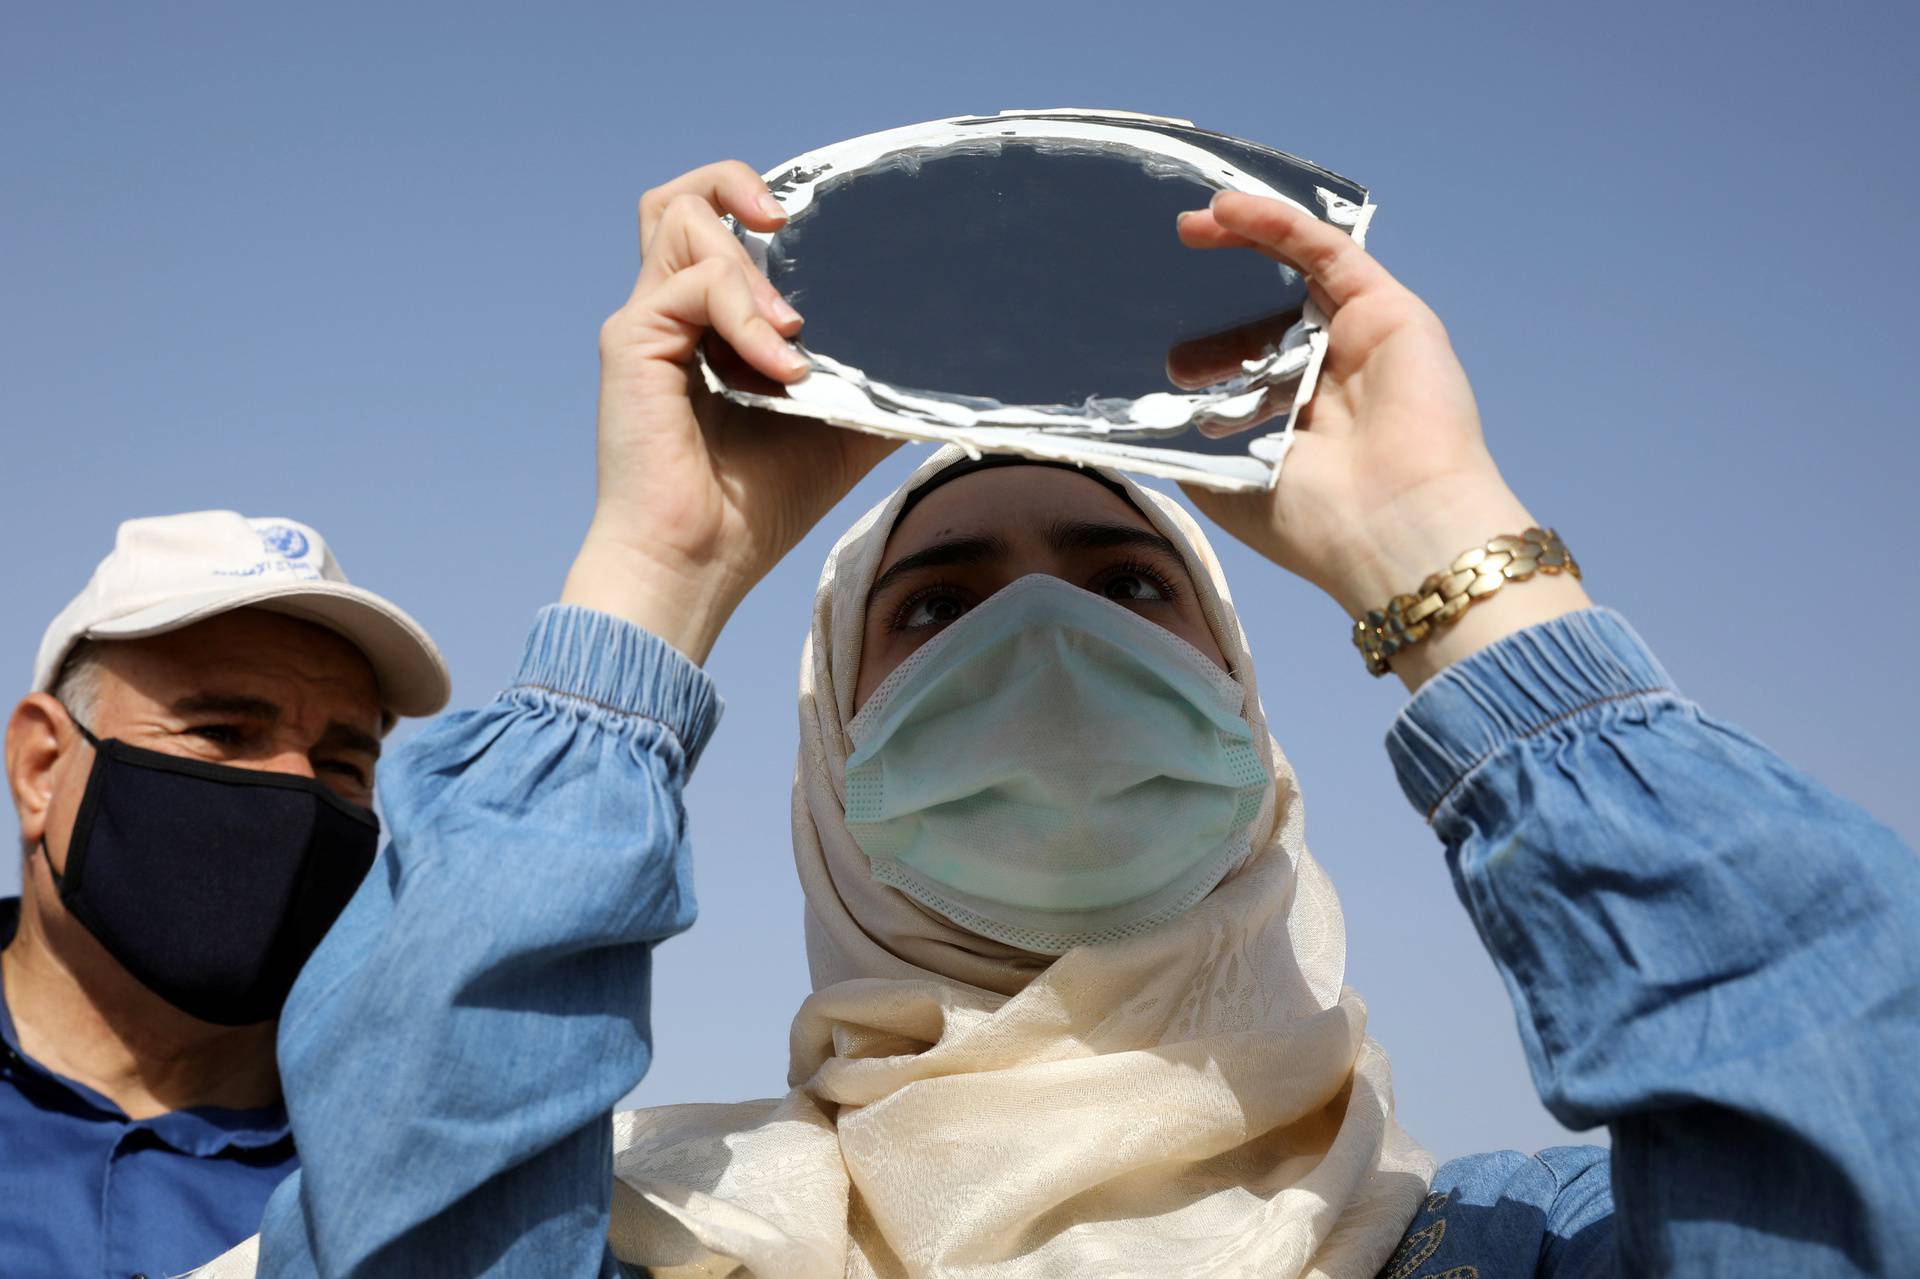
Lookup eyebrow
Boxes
[1043,519,1185,565]
[170,692,383,760]
[171,692,281,719]
[868,533,1014,599]
[321,723,384,761]
[868,520,1188,602]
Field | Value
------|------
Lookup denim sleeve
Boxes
[1386,608,1920,1275]
[1380,1147,1614,1279]
[255,605,719,1279]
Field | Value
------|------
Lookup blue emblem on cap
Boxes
[258,524,311,560]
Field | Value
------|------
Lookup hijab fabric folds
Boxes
[608,448,1432,1277]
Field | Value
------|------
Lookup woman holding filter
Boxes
[209,163,1918,1278]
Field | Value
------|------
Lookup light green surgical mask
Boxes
[845,574,1271,954]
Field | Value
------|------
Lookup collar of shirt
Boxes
[0,896,292,1156]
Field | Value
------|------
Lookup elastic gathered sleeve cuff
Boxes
[513,604,723,770]
[1383,605,1920,1271]
[256,604,723,1278]
[1385,608,1675,819]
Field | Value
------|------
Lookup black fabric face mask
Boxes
[45,719,380,1026]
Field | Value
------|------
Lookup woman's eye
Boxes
[1101,570,1168,602]
[898,591,971,630]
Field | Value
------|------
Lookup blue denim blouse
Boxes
[243,606,1919,1277]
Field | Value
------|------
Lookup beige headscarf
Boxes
[605,448,1432,1278]
[196,448,1432,1279]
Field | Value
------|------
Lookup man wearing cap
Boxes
[2,512,449,1278]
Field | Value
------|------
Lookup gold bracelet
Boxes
[1351,528,1580,677]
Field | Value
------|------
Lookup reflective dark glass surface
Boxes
[953,115,1367,213]
[762,142,1308,413]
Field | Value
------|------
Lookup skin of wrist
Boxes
[1319,477,1540,617]
[1315,479,1594,691]
[560,529,748,665]
[1381,571,1592,691]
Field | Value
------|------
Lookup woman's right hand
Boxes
[562,161,897,662]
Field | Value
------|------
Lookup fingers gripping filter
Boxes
[843,575,1271,954]
[699,109,1374,493]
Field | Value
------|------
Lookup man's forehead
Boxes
[92,612,383,722]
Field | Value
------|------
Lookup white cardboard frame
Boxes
[699,109,1374,492]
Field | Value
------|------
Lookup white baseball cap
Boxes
[35,512,451,718]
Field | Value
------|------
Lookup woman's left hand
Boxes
[1175,192,1590,688]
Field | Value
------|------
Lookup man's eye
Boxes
[895,588,972,631]
[189,724,244,746]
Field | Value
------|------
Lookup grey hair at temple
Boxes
[49,640,103,726]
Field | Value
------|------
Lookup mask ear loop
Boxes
[35,702,104,890]
[61,707,103,749]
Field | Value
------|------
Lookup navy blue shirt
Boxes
[0,898,295,1279]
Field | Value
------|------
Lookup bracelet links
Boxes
[1351,527,1580,677]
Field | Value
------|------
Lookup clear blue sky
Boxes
[4,2,1915,1161]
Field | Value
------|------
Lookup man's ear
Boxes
[7,694,73,853]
